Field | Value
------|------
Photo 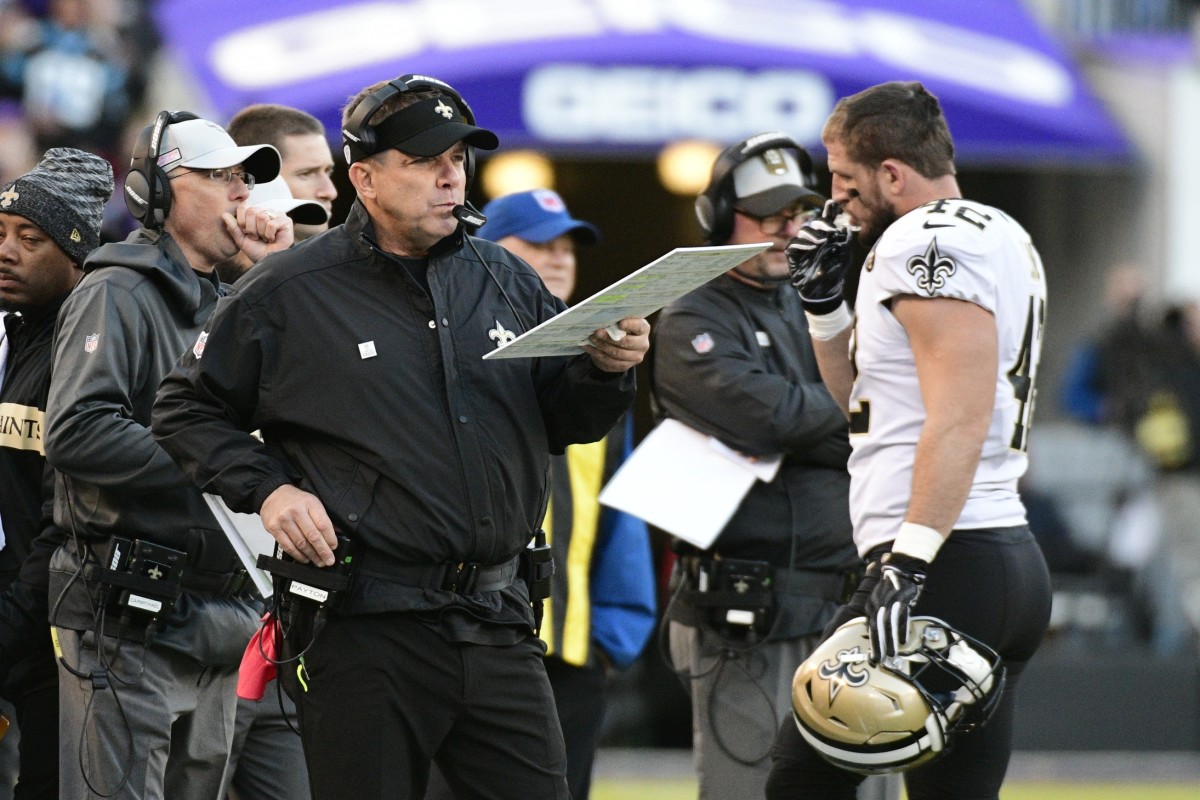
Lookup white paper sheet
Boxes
[482,243,770,359]
[203,493,277,598]
[598,418,781,549]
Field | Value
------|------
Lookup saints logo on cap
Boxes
[0,189,17,208]
[435,100,454,119]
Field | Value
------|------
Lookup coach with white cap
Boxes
[43,111,291,800]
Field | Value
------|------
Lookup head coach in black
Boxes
[152,74,649,799]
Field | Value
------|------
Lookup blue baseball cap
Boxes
[477,189,600,245]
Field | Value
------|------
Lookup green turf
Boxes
[590,778,1200,799]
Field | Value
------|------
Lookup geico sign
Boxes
[208,0,1072,109]
[523,66,834,143]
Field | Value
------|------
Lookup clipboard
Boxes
[483,243,770,359]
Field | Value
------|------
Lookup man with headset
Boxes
[651,132,889,799]
[42,113,292,800]
[151,75,649,799]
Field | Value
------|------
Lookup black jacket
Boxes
[0,302,62,687]
[153,203,636,628]
[0,303,60,572]
[652,274,858,573]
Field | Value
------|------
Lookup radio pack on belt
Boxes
[256,535,355,615]
[689,557,776,642]
[84,537,186,635]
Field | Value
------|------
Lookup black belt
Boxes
[358,552,521,595]
[80,539,251,600]
[679,555,856,602]
[180,567,250,599]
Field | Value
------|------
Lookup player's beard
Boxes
[854,199,898,251]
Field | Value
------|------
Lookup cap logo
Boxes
[533,189,564,213]
[761,149,788,175]
[0,189,17,208]
[157,148,181,168]
[434,100,454,120]
[70,228,82,243]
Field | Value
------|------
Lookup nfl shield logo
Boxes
[84,333,99,353]
[691,332,715,354]
[193,331,208,359]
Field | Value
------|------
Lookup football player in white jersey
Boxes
[765,82,1053,800]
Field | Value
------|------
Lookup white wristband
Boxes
[892,522,945,564]
[804,302,853,340]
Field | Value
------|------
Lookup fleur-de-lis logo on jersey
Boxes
[488,320,516,348]
[818,646,869,703]
[906,239,957,295]
[435,100,454,119]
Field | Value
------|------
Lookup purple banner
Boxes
[156,0,1129,165]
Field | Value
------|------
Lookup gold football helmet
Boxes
[791,616,1005,775]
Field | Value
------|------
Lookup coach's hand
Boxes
[864,552,927,662]
[260,484,337,566]
[786,200,854,315]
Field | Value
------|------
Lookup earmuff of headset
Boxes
[694,133,816,245]
[124,110,200,229]
[341,75,479,188]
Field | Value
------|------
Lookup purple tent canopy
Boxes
[157,0,1130,166]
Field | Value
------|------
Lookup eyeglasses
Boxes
[168,167,255,190]
[747,206,820,237]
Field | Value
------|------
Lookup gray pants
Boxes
[56,627,239,800]
[222,680,309,800]
[668,621,898,800]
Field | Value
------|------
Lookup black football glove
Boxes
[864,551,927,663]
[786,200,854,315]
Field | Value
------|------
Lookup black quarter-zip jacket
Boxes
[153,202,635,627]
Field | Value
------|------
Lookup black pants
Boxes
[295,612,569,800]
[7,675,58,800]
[765,526,1052,800]
[544,657,607,800]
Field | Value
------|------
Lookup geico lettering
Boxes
[207,0,1073,108]
[524,66,833,143]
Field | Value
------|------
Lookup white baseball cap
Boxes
[156,119,281,184]
[247,177,329,225]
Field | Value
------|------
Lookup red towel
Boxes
[237,615,278,701]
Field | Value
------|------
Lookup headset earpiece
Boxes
[124,110,201,229]
[695,132,813,245]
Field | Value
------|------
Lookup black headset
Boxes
[694,132,816,245]
[341,74,480,188]
[124,109,200,229]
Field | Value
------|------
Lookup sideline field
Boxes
[590,749,1200,799]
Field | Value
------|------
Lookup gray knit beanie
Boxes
[0,148,114,265]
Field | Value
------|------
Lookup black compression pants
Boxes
[765,526,1052,800]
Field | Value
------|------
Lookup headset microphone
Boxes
[453,203,487,229]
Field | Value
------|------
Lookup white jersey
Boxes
[847,198,1046,556]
